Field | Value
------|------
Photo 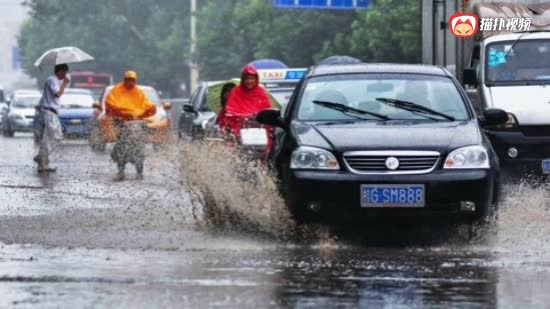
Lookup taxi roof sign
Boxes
[258,68,307,82]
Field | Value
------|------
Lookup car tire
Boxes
[283,186,315,225]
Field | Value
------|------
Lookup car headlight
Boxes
[10,113,23,120]
[444,145,490,169]
[291,146,340,170]
[156,109,167,120]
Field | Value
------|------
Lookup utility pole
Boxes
[189,0,199,94]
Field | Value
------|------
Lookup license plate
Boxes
[361,184,425,208]
[66,125,85,133]
[542,159,550,174]
[70,119,82,124]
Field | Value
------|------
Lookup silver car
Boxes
[2,90,41,137]
[0,86,6,128]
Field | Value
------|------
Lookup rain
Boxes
[1,0,550,308]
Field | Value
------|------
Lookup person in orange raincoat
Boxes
[106,71,156,181]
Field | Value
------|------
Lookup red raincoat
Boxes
[218,65,274,158]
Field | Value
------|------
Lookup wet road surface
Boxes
[0,134,549,308]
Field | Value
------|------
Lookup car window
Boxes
[12,96,41,108]
[0,90,4,103]
[268,89,293,112]
[297,74,469,121]
[193,86,206,111]
[187,87,201,111]
[143,88,161,106]
[486,39,550,85]
[60,93,95,108]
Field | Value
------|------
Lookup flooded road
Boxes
[0,134,549,308]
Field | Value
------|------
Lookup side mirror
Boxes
[183,104,195,113]
[256,109,284,128]
[92,102,102,110]
[163,101,173,110]
[463,68,478,86]
[483,108,509,125]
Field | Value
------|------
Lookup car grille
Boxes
[343,151,440,174]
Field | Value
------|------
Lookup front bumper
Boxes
[486,129,550,175]
[10,118,34,132]
[286,169,496,222]
[60,119,90,136]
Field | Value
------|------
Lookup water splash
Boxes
[180,140,296,239]
[495,180,550,252]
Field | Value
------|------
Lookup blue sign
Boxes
[285,69,307,80]
[272,0,369,10]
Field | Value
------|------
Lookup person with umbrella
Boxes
[33,46,95,173]
[33,63,70,173]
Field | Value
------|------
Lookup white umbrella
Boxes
[34,46,94,68]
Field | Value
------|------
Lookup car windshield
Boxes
[486,39,550,85]
[12,96,41,108]
[60,93,94,108]
[268,89,293,111]
[297,74,469,122]
[143,88,161,106]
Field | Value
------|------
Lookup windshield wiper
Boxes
[375,98,455,121]
[504,32,530,59]
[312,100,390,121]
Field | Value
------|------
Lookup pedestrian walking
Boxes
[33,64,70,173]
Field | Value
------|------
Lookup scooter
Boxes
[111,119,147,181]
[205,113,272,163]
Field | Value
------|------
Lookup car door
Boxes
[179,85,203,138]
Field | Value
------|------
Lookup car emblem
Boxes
[385,157,400,170]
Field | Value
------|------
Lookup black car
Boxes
[256,64,508,224]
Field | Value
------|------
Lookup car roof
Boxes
[308,63,449,78]
[484,31,550,44]
[105,85,155,91]
[65,88,93,94]
[203,80,229,87]
[12,89,41,96]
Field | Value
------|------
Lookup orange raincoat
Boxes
[105,83,156,121]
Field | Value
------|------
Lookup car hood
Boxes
[489,86,550,125]
[10,108,36,117]
[293,120,481,153]
[59,108,94,119]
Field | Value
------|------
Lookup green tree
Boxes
[196,0,358,80]
[349,0,421,63]
[18,0,189,95]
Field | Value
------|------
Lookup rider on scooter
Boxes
[218,65,273,150]
[105,71,156,181]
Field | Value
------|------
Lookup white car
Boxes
[2,90,41,137]
[0,86,7,128]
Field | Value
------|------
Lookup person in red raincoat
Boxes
[218,65,273,150]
